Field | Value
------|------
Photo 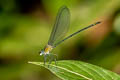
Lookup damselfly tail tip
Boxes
[95,21,101,25]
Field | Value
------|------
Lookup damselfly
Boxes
[39,6,101,66]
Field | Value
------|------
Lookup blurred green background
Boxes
[0,0,120,80]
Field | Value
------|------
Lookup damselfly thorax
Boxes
[40,45,53,55]
[44,45,53,53]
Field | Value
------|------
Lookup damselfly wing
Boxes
[48,6,70,47]
[40,6,70,65]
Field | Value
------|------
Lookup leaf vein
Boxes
[82,63,107,80]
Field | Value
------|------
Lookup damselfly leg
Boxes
[43,54,48,66]
[48,53,57,67]
[42,53,57,67]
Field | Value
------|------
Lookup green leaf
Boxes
[28,60,120,80]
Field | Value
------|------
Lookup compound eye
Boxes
[38,51,41,54]
[40,50,44,56]
[38,49,42,54]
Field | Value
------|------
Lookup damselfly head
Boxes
[39,49,44,56]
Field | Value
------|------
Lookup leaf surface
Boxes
[28,60,120,80]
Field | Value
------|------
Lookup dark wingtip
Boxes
[60,5,69,11]
[61,5,67,8]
